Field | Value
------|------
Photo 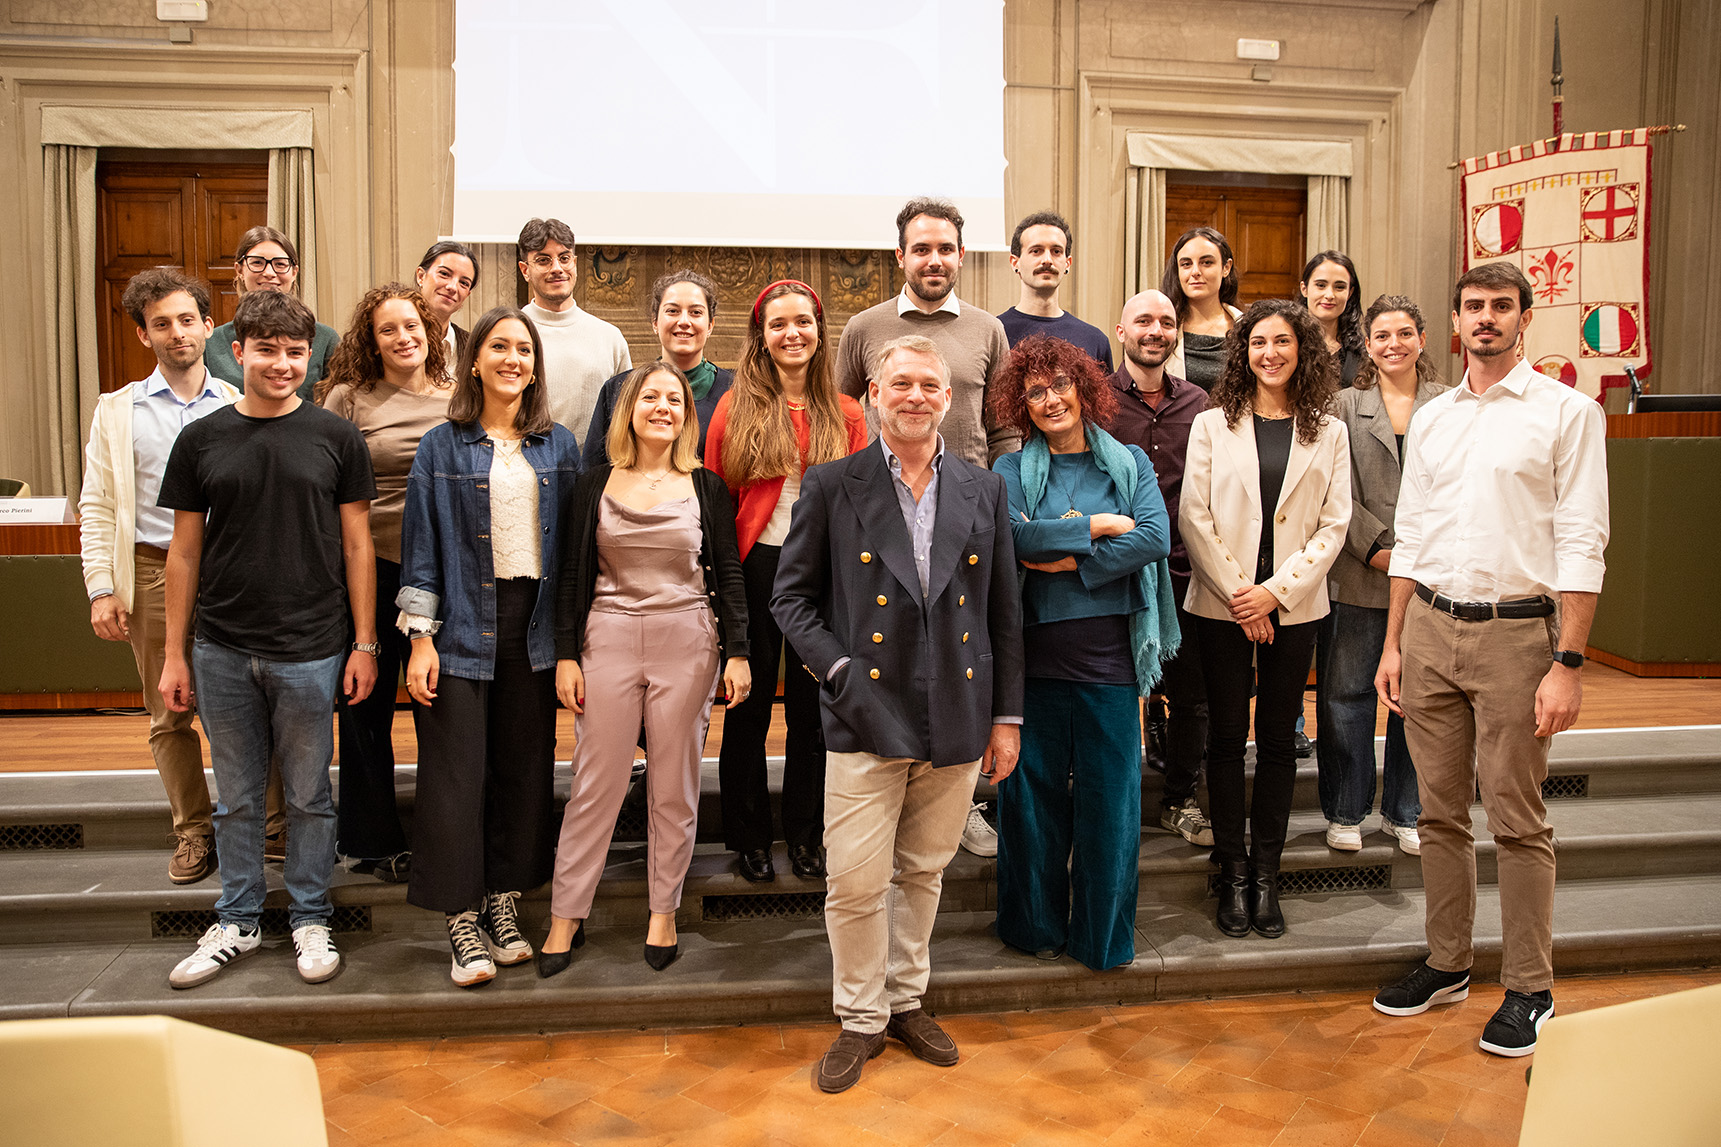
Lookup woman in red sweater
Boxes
[705,280,867,882]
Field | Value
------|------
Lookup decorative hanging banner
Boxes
[1460,128,1652,398]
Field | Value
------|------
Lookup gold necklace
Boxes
[785,398,807,412]
[631,466,674,489]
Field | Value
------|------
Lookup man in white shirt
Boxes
[516,217,631,444]
[1371,261,1609,1058]
[80,269,241,884]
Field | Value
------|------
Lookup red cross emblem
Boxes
[1581,184,1639,242]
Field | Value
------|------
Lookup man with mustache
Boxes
[773,335,1023,1092]
[80,268,240,886]
[996,211,1114,370]
[1372,261,1608,1057]
[517,217,631,445]
[1104,289,1213,847]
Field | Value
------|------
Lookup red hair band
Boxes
[751,279,823,325]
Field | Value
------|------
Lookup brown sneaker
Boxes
[885,1008,959,1066]
[169,834,215,884]
[814,1029,885,1093]
[264,829,287,862]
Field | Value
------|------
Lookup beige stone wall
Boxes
[1,0,1715,491]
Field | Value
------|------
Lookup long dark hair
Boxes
[1161,226,1239,325]
[1210,298,1336,445]
[1300,250,1365,356]
[720,282,847,486]
[319,282,449,402]
[447,306,553,436]
[1354,294,1441,392]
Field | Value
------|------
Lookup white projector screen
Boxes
[451,1,1007,251]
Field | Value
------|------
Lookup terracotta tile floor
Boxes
[301,967,1720,1146]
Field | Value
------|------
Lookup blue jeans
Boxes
[1315,602,1420,828]
[194,637,342,930]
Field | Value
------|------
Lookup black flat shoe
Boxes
[644,942,679,971]
[737,848,775,882]
[789,843,826,879]
[1216,859,1251,937]
[1250,867,1285,938]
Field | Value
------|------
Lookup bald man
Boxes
[1106,290,1213,845]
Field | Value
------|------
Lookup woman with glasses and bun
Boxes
[204,226,338,399]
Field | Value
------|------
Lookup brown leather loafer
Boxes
[886,1008,959,1066]
[168,834,215,884]
[815,1029,885,1093]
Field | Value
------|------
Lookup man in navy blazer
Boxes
[773,334,1024,1093]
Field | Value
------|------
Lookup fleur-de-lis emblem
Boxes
[1528,248,1576,303]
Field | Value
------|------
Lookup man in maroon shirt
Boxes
[1105,290,1213,846]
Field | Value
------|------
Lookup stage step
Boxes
[4,874,1718,1041]
[3,726,1716,851]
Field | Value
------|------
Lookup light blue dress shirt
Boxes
[132,367,232,548]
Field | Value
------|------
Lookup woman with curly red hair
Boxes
[1181,298,1351,940]
[319,283,451,882]
[990,335,1174,970]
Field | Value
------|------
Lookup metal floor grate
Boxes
[0,822,84,850]
[1542,773,1590,799]
[1213,864,1394,898]
[703,892,826,922]
[151,905,372,939]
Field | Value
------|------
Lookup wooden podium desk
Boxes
[0,520,144,708]
[1587,412,1721,677]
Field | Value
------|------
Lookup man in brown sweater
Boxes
[835,197,1020,470]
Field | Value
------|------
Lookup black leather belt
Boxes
[1416,583,1554,621]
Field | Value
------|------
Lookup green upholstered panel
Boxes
[1589,438,1721,663]
[0,556,141,692]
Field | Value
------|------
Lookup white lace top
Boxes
[489,436,542,579]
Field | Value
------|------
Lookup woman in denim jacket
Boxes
[396,305,582,988]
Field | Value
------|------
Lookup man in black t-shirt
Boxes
[157,290,378,990]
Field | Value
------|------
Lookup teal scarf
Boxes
[684,359,717,401]
[1018,426,1181,696]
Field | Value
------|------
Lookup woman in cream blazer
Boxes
[1180,298,1352,941]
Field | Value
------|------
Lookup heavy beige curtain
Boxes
[1124,132,1354,294]
[38,105,315,494]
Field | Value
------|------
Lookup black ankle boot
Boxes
[1250,866,1285,938]
[1144,696,1170,773]
[1216,859,1251,936]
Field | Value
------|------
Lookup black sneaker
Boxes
[1372,960,1471,1016]
[1479,989,1554,1057]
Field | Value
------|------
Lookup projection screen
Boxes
[451,1,1007,250]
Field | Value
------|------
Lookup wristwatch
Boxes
[352,641,381,656]
[1552,650,1585,669]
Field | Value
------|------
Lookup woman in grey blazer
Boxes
[1316,296,1449,856]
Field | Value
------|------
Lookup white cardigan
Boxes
[1178,406,1352,626]
[78,376,241,611]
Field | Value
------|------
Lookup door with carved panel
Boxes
[95,158,268,394]
[1163,184,1307,305]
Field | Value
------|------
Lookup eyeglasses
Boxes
[240,255,295,274]
[529,251,576,268]
[1024,378,1075,406]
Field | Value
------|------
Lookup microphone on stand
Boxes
[1624,365,1642,414]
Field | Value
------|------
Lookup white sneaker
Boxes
[447,910,497,988]
[169,921,261,989]
[1387,823,1422,855]
[1325,822,1363,851]
[292,923,342,983]
[959,802,999,857]
[479,891,534,965]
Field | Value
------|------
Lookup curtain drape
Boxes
[268,147,318,313]
[1124,166,1168,299]
[42,144,98,497]
[1306,175,1351,258]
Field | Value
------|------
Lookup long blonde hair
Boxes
[719,282,848,486]
[607,363,703,472]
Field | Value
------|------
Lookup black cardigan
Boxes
[554,465,750,665]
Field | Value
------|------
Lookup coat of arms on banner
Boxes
[1460,129,1652,399]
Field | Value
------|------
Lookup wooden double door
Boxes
[1164,184,1307,305]
[95,158,269,394]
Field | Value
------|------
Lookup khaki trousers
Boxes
[824,751,980,1034]
[128,550,284,841]
[1400,594,1558,993]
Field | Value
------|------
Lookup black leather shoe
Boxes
[789,844,826,879]
[737,848,775,882]
[1293,731,1315,758]
[1216,859,1251,936]
[1144,696,1170,773]
[1250,867,1285,938]
[535,922,584,979]
[644,942,679,971]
